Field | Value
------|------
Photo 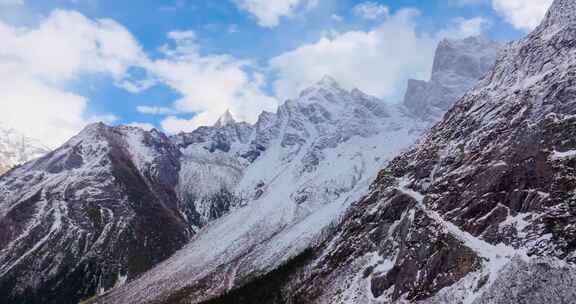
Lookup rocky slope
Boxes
[0,125,49,175]
[88,38,500,304]
[0,36,500,304]
[168,1,576,303]
[0,124,192,304]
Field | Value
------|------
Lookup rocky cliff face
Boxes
[0,126,49,175]
[182,1,576,303]
[403,36,501,121]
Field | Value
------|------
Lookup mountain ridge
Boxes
[0,35,501,304]
[86,36,500,304]
[175,1,576,303]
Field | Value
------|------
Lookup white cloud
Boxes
[0,77,88,148]
[161,116,202,133]
[89,114,119,124]
[228,24,239,34]
[439,17,490,38]
[116,77,156,93]
[167,30,195,41]
[1,10,278,139]
[491,0,553,31]
[232,0,319,27]
[136,106,178,115]
[0,10,145,147]
[331,14,343,22]
[143,31,278,134]
[1,10,145,83]
[126,122,156,131]
[451,0,488,5]
[270,9,488,101]
[0,3,501,144]
[353,2,390,20]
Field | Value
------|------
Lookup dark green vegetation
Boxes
[198,249,317,304]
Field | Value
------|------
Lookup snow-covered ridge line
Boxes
[89,75,428,304]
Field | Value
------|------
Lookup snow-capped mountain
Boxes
[0,35,500,304]
[88,77,424,304]
[126,1,576,303]
[87,40,500,304]
[0,124,192,304]
[0,125,49,175]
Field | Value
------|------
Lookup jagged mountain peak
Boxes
[350,87,371,98]
[432,35,500,78]
[75,122,165,140]
[403,35,501,121]
[298,75,345,99]
[317,74,340,88]
[296,76,377,109]
[214,109,236,128]
[68,122,123,144]
[66,122,147,150]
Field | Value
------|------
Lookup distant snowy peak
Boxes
[295,76,390,117]
[432,35,501,80]
[403,35,501,121]
[316,75,341,88]
[298,75,347,101]
[21,122,178,180]
[214,109,236,128]
[0,125,49,174]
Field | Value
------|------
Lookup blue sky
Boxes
[0,0,553,147]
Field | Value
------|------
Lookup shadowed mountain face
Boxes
[0,36,502,304]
